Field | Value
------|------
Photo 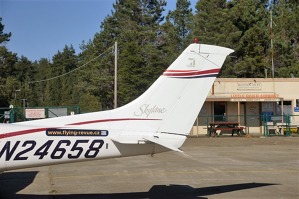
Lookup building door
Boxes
[245,102,260,133]
[214,102,226,121]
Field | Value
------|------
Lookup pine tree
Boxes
[271,0,299,77]
[229,0,269,78]
[49,45,78,106]
[162,0,193,63]
[0,19,18,106]
[193,0,237,46]
[31,58,52,106]
[83,0,167,109]
[0,18,11,44]
[192,0,242,77]
[116,0,167,106]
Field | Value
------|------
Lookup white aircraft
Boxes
[0,42,233,173]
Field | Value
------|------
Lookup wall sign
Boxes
[237,82,262,90]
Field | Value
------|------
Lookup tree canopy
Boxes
[0,0,298,111]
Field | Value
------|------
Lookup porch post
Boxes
[238,101,240,124]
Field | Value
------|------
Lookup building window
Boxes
[214,102,226,121]
[276,100,292,115]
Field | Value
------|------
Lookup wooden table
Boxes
[208,122,244,137]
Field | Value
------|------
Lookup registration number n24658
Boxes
[0,139,104,161]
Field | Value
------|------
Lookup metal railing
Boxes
[262,114,299,136]
[192,114,298,136]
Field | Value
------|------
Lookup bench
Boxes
[277,123,299,134]
[266,122,299,135]
[266,122,279,135]
[208,126,245,137]
[285,127,299,134]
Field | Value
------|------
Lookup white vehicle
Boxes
[0,42,233,172]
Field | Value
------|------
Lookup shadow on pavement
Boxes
[0,171,37,197]
[0,171,276,199]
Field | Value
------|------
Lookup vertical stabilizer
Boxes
[112,43,234,136]
[15,43,233,150]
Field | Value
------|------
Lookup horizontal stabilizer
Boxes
[110,136,141,144]
[143,136,183,153]
[110,135,183,153]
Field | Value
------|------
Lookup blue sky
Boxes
[1,0,197,61]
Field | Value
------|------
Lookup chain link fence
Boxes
[191,114,299,137]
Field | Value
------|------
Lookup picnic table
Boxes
[208,121,244,137]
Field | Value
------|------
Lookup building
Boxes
[192,78,299,135]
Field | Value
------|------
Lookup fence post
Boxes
[285,114,291,136]
[9,108,15,123]
[262,114,268,137]
[206,116,209,136]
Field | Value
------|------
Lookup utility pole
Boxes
[14,89,21,105]
[114,42,118,109]
[270,9,275,78]
[21,98,27,114]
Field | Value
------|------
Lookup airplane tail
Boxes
[18,42,233,153]
[107,43,234,151]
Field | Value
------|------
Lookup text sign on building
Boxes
[25,109,45,119]
[231,94,279,101]
[237,82,262,90]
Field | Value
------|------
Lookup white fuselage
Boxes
[0,122,168,172]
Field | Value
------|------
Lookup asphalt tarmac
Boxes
[0,136,298,199]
